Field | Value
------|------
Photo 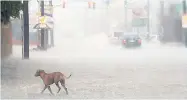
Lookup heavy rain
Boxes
[1,0,187,99]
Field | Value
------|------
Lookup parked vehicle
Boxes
[114,32,124,39]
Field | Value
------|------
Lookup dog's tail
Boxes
[65,73,72,79]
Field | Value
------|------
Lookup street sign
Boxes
[39,16,46,24]
[175,4,183,15]
[182,14,187,28]
[132,7,147,17]
[132,18,148,27]
[175,3,187,15]
[36,5,53,17]
[33,16,52,29]
[131,6,147,27]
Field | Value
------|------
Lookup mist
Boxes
[2,0,187,99]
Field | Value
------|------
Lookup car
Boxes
[121,33,142,48]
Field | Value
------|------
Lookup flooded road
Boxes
[2,3,187,99]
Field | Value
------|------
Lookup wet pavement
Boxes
[2,2,187,99]
[2,37,187,99]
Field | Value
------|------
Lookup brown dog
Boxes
[35,69,72,95]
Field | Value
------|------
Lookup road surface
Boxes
[2,3,187,99]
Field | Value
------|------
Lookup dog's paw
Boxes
[49,93,55,96]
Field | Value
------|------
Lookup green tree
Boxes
[1,1,23,24]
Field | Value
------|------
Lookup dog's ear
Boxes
[36,69,45,73]
[36,69,40,73]
[36,69,42,73]
[38,69,44,72]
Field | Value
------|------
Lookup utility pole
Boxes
[147,0,150,39]
[124,0,127,31]
[40,0,47,50]
[49,0,54,47]
[183,0,186,15]
[160,1,164,27]
[183,0,187,47]
[37,0,41,49]
[159,0,164,41]
[23,1,29,59]
[105,0,110,37]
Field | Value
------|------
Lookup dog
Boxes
[35,69,72,95]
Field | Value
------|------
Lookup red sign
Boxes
[132,8,147,18]
[132,8,142,16]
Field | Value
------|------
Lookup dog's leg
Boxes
[62,84,68,95]
[55,82,61,93]
[47,86,54,95]
[60,80,68,95]
[41,85,47,94]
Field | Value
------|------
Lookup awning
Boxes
[33,23,52,29]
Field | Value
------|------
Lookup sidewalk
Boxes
[1,57,30,99]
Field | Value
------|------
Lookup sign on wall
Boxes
[182,14,187,28]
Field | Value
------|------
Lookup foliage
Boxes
[1,1,23,24]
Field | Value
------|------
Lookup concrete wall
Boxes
[159,3,183,43]
[1,22,12,59]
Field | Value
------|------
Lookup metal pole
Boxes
[160,1,164,26]
[50,29,54,47]
[159,0,164,41]
[183,0,186,13]
[124,0,127,31]
[45,29,48,48]
[183,0,187,47]
[49,0,54,47]
[45,1,50,48]
[40,0,46,50]
[20,11,24,59]
[147,0,150,39]
[23,1,29,59]
[37,0,41,48]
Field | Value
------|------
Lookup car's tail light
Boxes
[123,40,126,43]
[138,39,141,43]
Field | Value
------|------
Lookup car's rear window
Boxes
[123,34,139,39]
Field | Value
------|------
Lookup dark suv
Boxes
[120,33,142,47]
